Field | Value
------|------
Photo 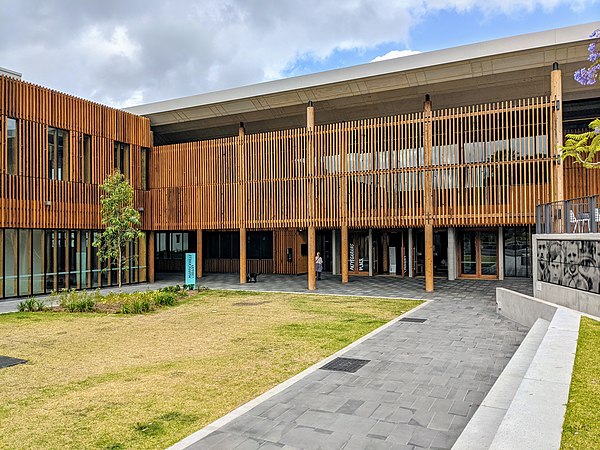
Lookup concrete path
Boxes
[175,274,531,450]
[0,272,532,449]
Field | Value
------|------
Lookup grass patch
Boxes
[561,317,600,449]
[0,290,421,449]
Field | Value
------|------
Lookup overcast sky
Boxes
[0,1,597,108]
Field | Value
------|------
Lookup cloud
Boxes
[0,0,596,107]
[371,50,422,62]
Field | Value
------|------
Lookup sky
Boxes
[0,1,598,108]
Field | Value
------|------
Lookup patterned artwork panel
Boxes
[537,240,600,294]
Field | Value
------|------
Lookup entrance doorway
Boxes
[459,229,498,278]
[316,231,332,272]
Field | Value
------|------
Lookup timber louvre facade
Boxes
[1,23,600,298]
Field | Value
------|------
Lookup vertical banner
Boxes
[185,253,196,289]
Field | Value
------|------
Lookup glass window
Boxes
[7,118,18,174]
[32,230,44,294]
[69,231,78,288]
[91,231,100,288]
[57,231,67,291]
[48,127,69,180]
[80,231,90,288]
[82,135,92,183]
[45,230,56,292]
[247,231,273,259]
[4,229,17,297]
[504,226,532,278]
[114,141,130,179]
[19,229,31,296]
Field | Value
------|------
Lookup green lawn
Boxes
[561,317,600,450]
[0,290,421,450]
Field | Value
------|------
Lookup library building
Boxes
[0,22,599,298]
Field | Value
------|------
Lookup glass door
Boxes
[459,229,498,278]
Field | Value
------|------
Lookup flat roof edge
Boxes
[125,21,600,116]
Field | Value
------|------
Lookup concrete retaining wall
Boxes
[496,287,557,328]
[533,233,600,317]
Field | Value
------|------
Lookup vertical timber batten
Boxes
[238,123,247,284]
[307,103,316,290]
[551,64,564,203]
[424,96,434,292]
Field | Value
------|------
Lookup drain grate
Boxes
[0,356,27,370]
[399,317,427,323]
[320,357,370,373]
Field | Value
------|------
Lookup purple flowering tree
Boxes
[562,29,600,168]
[574,29,600,85]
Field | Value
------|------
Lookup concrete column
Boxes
[331,230,338,275]
[425,224,434,292]
[341,225,349,283]
[148,231,155,283]
[239,227,247,284]
[308,225,316,290]
[498,226,505,280]
[368,228,373,277]
[196,229,203,278]
[408,228,414,277]
[447,227,457,281]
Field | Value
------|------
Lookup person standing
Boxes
[315,252,323,281]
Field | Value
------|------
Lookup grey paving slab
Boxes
[175,274,531,450]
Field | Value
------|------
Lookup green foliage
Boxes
[153,292,177,307]
[58,289,97,312]
[120,294,153,314]
[93,171,143,288]
[17,298,46,312]
[159,285,183,293]
[562,119,600,169]
[561,317,600,449]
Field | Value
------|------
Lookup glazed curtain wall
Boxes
[0,75,152,230]
[0,228,147,299]
[150,97,556,231]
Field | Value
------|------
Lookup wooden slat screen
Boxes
[0,75,152,230]
[151,97,555,230]
[431,97,553,226]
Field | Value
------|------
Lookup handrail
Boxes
[536,194,600,234]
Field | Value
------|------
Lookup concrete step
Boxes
[452,317,550,450]
[488,308,580,450]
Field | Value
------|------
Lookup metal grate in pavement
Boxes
[320,357,370,373]
[0,356,27,369]
[399,317,427,323]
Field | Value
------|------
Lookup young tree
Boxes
[93,171,143,288]
[562,29,600,167]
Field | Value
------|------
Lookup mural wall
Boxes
[537,239,600,294]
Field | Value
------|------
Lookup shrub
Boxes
[17,298,46,312]
[153,291,177,307]
[159,285,182,293]
[59,289,96,312]
[120,293,154,314]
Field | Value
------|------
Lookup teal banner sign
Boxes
[185,253,196,288]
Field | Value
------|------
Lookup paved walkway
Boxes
[0,272,532,449]
[178,274,531,449]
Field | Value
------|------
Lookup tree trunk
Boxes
[118,244,122,288]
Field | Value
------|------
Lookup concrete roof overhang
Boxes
[125,22,600,144]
